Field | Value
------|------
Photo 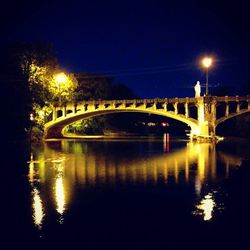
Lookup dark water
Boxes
[2,137,250,249]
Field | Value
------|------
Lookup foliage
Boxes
[67,118,105,135]
[0,42,32,141]
[50,73,78,103]
[65,77,139,135]
[32,104,52,128]
[65,73,112,135]
[0,40,79,141]
[1,41,141,139]
[109,83,137,100]
[73,73,112,101]
[27,63,54,105]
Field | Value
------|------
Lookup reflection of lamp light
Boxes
[32,188,45,228]
[55,175,65,216]
[202,57,213,96]
[196,193,215,221]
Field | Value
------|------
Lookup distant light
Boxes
[147,122,156,126]
[162,122,168,127]
[30,113,34,121]
[202,57,212,68]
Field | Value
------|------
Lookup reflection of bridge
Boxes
[28,140,244,227]
[44,96,250,140]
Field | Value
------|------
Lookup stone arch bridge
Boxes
[44,95,250,140]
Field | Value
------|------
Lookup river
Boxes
[2,137,250,249]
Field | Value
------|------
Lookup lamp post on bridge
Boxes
[202,57,213,96]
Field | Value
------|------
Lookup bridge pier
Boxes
[190,97,219,142]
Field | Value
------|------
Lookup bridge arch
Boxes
[44,96,250,140]
[44,106,199,139]
[215,109,250,128]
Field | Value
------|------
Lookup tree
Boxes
[65,73,112,135]
[0,42,32,141]
[109,83,137,100]
[65,76,140,135]
[0,40,68,141]
[73,73,112,101]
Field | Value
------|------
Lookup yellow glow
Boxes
[55,175,65,215]
[38,110,45,119]
[198,103,205,123]
[27,140,243,227]
[190,126,200,138]
[196,193,215,221]
[29,162,35,184]
[202,57,212,68]
[32,188,45,228]
[54,72,67,84]
[51,72,77,102]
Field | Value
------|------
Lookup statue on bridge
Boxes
[194,81,201,97]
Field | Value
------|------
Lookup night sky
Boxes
[2,0,250,98]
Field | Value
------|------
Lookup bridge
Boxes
[44,95,250,141]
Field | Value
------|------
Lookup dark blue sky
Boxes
[3,0,250,98]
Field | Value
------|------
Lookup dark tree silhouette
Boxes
[0,41,58,142]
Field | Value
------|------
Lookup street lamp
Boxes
[54,72,67,104]
[202,57,212,96]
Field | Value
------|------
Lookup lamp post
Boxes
[202,57,212,96]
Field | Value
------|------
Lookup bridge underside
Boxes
[44,109,198,139]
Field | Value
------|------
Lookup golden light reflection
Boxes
[195,193,215,221]
[55,174,65,216]
[53,159,67,224]
[29,161,35,183]
[39,141,243,188]
[32,188,45,228]
[28,140,243,228]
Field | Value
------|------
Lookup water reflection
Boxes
[28,154,45,229]
[194,193,216,221]
[55,172,65,223]
[28,139,244,228]
[32,188,45,228]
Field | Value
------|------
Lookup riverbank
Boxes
[44,133,189,142]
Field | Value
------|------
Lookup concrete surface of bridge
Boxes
[44,95,250,141]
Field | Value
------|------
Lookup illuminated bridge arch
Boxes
[216,109,250,127]
[44,96,250,140]
[215,96,250,128]
[44,98,199,139]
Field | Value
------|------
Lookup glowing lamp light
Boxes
[202,57,212,68]
[201,57,213,95]
[55,72,67,84]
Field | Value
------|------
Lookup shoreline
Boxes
[44,133,189,142]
